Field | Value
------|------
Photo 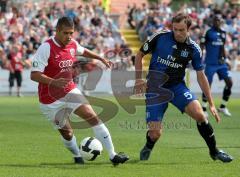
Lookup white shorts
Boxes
[40,88,88,129]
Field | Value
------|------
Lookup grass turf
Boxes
[0,96,239,177]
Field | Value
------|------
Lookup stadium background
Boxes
[0,0,239,96]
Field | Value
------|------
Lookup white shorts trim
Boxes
[40,88,88,129]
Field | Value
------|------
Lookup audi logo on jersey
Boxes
[59,60,73,68]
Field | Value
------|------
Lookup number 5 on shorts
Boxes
[184,91,192,100]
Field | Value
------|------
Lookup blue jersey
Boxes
[201,27,226,65]
[140,30,204,87]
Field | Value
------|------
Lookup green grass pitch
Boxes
[0,96,239,177]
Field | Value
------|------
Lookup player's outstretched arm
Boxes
[81,49,113,68]
[134,51,146,95]
[196,70,221,123]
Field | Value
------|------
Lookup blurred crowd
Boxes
[127,1,240,71]
[0,1,134,72]
[1,1,239,85]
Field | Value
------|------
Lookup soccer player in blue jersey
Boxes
[200,14,233,117]
[134,13,233,162]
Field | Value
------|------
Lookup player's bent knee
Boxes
[81,109,99,125]
[75,104,100,126]
[194,112,206,122]
[148,130,161,141]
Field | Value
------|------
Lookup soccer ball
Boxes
[79,137,103,161]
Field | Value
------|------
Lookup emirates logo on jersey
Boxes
[70,48,75,57]
[157,56,183,68]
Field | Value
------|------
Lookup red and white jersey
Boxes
[9,52,24,72]
[31,37,85,104]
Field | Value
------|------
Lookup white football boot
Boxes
[218,107,232,117]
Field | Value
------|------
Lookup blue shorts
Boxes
[205,64,230,84]
[145,82,197,123]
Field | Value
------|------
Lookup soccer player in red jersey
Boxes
[8,45,24,97]
[31,17,129,165]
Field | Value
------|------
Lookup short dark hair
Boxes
[213,14,222,21]
[56,16,74,30]
[172,13,192,28]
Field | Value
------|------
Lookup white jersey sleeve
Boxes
[72,39,85,55]
[31,42,50,72]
